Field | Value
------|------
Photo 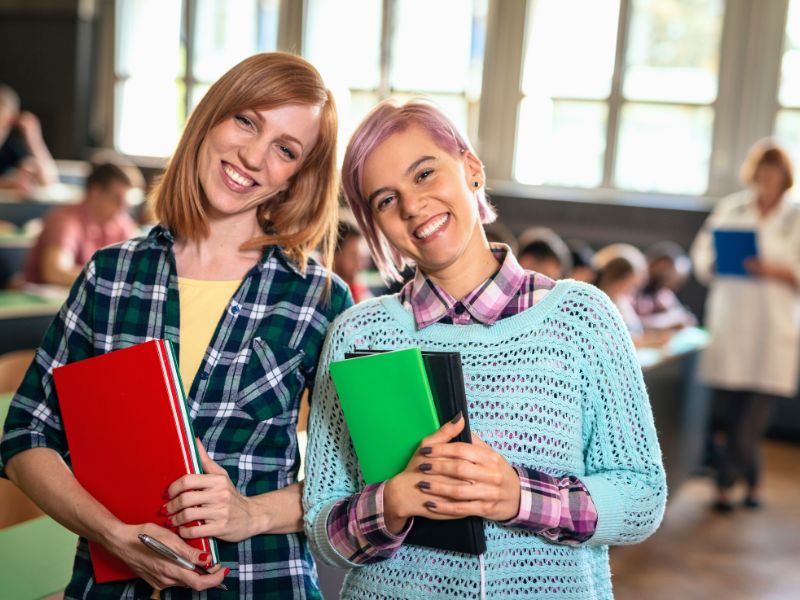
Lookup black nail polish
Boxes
[419,463,432,472]
[417,480,431,490]
[424,500,437,509]
[450,411,463,424]
[419,446,432,456]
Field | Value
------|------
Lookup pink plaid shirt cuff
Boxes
[504,465,598,544]
[325,482,414,564]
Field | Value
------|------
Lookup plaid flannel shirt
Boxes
[0,225,352,599]
[325,244,597,564]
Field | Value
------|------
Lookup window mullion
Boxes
[602,0,631,189]
[379,0,394,99]
[183,0,195,120]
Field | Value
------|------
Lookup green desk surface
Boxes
[0,516,77,599]
[0,392,11,427]
[0,291,62,320]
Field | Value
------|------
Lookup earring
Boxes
[473,181,480,188]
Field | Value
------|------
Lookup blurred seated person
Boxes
[0,84,58,195]
[23,162,137,286]
[516,226,572,279]
[484,220,518,255]
[594,243,670,347]
[634,241,697,330]
[333,218,372,303]
[566,239,596,283]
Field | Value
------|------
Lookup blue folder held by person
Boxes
[713,229,758,277]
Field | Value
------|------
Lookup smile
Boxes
[414,214,450,240]
[222,162,257,188]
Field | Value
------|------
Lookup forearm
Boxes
[6,448,123,544]
[23,142,58,186]
[245,481,304,535]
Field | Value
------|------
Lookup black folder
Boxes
[346,349,486,556]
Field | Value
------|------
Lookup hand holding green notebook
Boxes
[329,347,440,484]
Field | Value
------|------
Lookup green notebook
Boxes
[329,348,440,484]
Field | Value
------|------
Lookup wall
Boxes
[0,0,96,159]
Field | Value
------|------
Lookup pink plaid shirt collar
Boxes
[399,244,528,329]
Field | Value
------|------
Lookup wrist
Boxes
[382,478,409,534]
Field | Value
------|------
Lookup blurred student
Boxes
[690,140,800,511]
[334,218,371,303]
[634,241,697,330]
[516,226,572,279]
[23,162,137,286]
[594,243,670,347]
[0,84,58,194]
[567,239,597,283]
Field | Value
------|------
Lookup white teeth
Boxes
[415,214,449,239]
[223,164,255,187]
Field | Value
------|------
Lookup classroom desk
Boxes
[0,233,33,288]
[639,328,712,492]
[0,290,63,354]
[0,185,82,228]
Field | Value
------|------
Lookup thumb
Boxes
[196,438,226,475]
[421,412,466,447]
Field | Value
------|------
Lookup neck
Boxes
[756,192,782,216]
[426,234,499,300]
[174,212,263,280]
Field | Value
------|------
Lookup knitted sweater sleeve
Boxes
[577,286,667,546]
[303,309,370,568]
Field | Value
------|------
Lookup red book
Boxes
[53,339,218,583]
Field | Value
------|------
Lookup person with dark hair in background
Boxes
[566,239,596,283]
[23,162,138,286]
[634,241,697,331]
[691,139,800,512]
[516,226,572,279]
[0,84,58,195]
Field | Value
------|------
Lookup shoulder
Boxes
[87,230,162,274]
[326,295,395,341]
[550,280,624,330]
[712,190,752,216]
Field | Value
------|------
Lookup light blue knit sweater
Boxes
[303,280,667,599]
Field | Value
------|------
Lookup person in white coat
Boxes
[691,140,800,511]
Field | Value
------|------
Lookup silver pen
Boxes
[138,533,228,591]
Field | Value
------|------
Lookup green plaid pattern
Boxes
[0,225,352,599]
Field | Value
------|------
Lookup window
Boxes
[515,0,725,195]
[304,0,488,150]
[775,0,800,167]
[114,0,279,157]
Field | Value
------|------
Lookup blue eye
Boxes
[234,114,253,128]
[279,145,297,160]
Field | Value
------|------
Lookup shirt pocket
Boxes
[236,337,306,423]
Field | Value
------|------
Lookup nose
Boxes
[399,190,427,219]
[237,136,269,172]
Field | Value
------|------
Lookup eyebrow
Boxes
[366,155,436,205]
[249,110,305,151]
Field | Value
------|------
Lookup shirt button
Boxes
[454,304,465,315]
[200,371,209,380]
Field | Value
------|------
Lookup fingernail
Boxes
[223,567,231,576]
[450,411,462,424]
[419,446,432,456]
[163,489,171,500]
[158,505,169,516]
[417,480,431,490]
[198,552,210,563]
[424,500,437,509]
[419,463,432,472]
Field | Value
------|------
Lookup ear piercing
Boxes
[473,181,480,188]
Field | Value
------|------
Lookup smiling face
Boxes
[197,103,322,221]
[361,125,487,281]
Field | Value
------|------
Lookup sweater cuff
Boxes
[311,500,360,569]
[580,475,625,546]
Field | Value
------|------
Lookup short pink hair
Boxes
[341,99,497,282]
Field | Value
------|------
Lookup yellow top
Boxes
[177,277,240,390]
